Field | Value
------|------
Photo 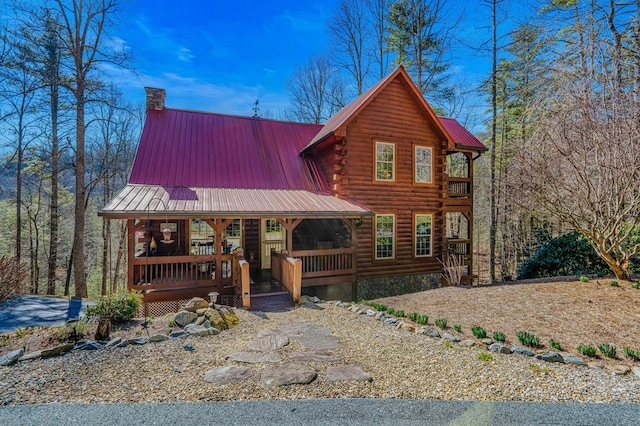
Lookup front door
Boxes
[261,218,285,269]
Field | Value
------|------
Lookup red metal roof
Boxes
[438,117,487,151]
[129,109,327,191]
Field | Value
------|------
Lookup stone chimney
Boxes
[145,87,166,111]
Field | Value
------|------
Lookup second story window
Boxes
[415,145,433,184]
[375,141,395,182]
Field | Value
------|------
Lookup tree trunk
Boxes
[73,86,87,298]
[47,86,59,295]
[488,0,498,284]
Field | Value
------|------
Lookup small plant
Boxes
[15,327,30,338]
[395,310,405,318]
[387,308,396,316]
[579,276,590,282]
[168,320,176,328]
[493,331,506,342]
[577,344,597,358]
[135,331,143,337]
[408,312,418,321]
[598,343,617,359]
[168,328,174,335]
[528,363,553,374]
[443,341,454,348]
[609,280,619,287]
[632,282,639,289]
[517,331,540,348]
[471,326,487,339]
[454,324,462,333]
[416,314,429,325]
[623,347,640,362]
[435,318,447,330]
[549,339,562,351]
[478,352,493,361]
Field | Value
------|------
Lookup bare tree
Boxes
[53,0,126,298]
[286,55,347,124]
[329,0,371,95]
[366,0,391,80]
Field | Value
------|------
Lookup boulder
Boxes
[422,328,440,338]
[41,343,74,358]
[443,333,460,342]
[563,356,587,366]
[203,308,228,330]
[204,366,254,385]
[218,307,240,329]
[148,334,169,343]
[0,349,24,366]
[488,343,511,354]
[460,340,476,347]
[105,337,123,348]
[195,308,208,315]
[174,311,198,327]
[170,330,188,338]
[18,351,42,362]
[606,364,631,375]
[511,346,535,357]
[184,324,219,337]
[534,351,564,363]
[195,316,206,326]
[259,363,317,387]
[183,297,209,312]
[479,338,494,345]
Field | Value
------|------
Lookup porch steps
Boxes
[250,290,294,312]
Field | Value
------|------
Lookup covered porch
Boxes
[99,185,370,315]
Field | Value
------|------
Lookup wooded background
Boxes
[1,0,638,300]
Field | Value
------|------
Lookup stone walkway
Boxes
[205,321,372,387]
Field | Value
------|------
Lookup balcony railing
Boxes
[447,177,471,197]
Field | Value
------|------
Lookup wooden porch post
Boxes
[276,218,302,253]
[127,219,134,290]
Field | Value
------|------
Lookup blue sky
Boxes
[108,0,535,120]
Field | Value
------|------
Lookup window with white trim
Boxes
[415,214,433,257]
[375,141,395,181]
[375,214,395,259]
[415,146,433,184]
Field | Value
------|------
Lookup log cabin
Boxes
[99,66,487,315]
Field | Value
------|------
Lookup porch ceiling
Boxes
[98,184,372,219]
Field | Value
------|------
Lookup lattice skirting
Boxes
[137,295,238,318]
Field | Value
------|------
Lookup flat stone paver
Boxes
[226,352,282,364]
[291,335,340,351]
[204,366,254,385]
[259,363,317,387]
[325,365,372,382]
[288,351,338,363]
[247,335,289,352]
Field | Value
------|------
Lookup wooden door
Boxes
[261,218,285,269]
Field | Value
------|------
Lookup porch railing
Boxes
[291,247,355,286]
[233,255,251,308]
[445,238,472,276]
[447,177,471,197]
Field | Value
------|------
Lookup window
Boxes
[375,141,395,181]
[190,219,215,255]
[415,146,433,184]
[223,219,242,251]
[415,214,433,257]
[375,214,395,259]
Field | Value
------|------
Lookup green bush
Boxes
[85,291,142,324]
[435,318,447,329]
[609,280,619,287]
[471,326,487,339]
[517,331,540,348]
[623,347,639,362]
[408,312,418,321]
[416,314,429,325]
[454,324,462,333]
[579,276,590,282]
[577,344,597,358]
[493,331,506,342]
[478,352,493,361]
[632,282,639,290]
[517,231,609,279]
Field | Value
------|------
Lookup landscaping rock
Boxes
[129,337,148,345]
[204,366,254,385]
[41,344,74,358]
[195,316,206,326]
[288,351,338,363]
[422,327,440,338]
[183,297,209,312]
[511,346,535,357]
[375,312,386,320]
[535,351,564,363]
[169,330,188,338]
[460,340,476,347]
[195,308,208,315]
[0,349,24,366]
[443,333,460,342]
[226,352,282,364]
[325,365,372,382]
[76,341,103,351]
[291,335,340,351]
[105,337,122,348]
[479,338,494,345]
[148,334,169,343]
[488,343,511,354]
[400,323,416,333]
[203,308,227,330]
[18,351,42,362]
[563,356,587,366]
[259,363,317,387]
[606,364,631,375]
[247,335,289,352]
[366,309,376,316]
[218,307,240,329]
[174,311,198,327]
[184,324,219,336]
[384,318,399,326]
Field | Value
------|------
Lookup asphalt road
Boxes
[0,295,93,333]
[1,399,639,425]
